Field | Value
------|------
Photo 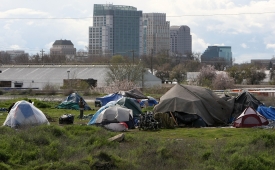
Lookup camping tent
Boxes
[119,89,148,99]
[116,97,143,117]
[233,106,268,128]
[153,84,234,126]
[88,105,135,129]
[233,92,263,118]
[93,105,133,124]
[57,93,91,110]
[87,101,116,125]
[95,93,123,107]
[257,105,275,121]
[3,100,49,128]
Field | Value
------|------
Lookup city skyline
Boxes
[0,0,275,63]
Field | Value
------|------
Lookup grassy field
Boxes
[1,97,275,169]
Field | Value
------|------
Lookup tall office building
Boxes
[201,46,232,66]
[170,25,192,56]
[142,13,170,55]
[89,4,143,57]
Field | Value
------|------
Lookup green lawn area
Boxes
[0,97,275,170]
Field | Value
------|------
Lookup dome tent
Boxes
[57,93,91,110]
[233,106,268,128]
[3,100,50,128]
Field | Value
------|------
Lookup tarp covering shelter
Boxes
[153,84,234,126]
[257,105,275,121]
[95,93,123,107]
[3,100,49,128]
[233,106,268,128]
[119,89,148,99]
[57,93,91,110]
[116,97,143,117]
[233,92,263,118]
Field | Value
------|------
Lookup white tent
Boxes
[3,100,50,128]
[95,105,133,124]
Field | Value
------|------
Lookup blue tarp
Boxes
[96,93,123,106]
[257,105,275,120]
[139,96,158,107]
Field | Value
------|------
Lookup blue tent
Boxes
[95,93,123,106]
[257,105,275,120]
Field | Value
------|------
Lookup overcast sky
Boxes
[0,0,275,63]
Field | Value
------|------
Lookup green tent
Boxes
[116,97,142,117]
[57,93,91,110]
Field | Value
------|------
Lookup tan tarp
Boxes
[153,84,234,125]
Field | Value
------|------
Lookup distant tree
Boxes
[226,63,266,85]
[170,63,186,83]
[197,65,217,88]
[14,54,29,64]
[105,57,145,90]
[212,73,234,90]
[0,52,12,64]
[110,55,126,64]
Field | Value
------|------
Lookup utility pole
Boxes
[130,50,135,64]
[151,49,153,73]
[40,49,45,64]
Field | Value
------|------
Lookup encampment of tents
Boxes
[57,93,91,110]
[116,97,143,118]
[153,84,234,126]
[95,93,123,107]
[3,100,49,128]
[233,106,268,128]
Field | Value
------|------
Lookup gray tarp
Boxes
[153,84,234,125]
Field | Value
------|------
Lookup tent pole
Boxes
[170,112,178,126]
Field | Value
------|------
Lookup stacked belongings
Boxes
[138,111,161,130]
[59,114,74,124]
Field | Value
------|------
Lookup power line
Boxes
[0,11,274,20]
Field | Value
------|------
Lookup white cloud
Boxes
[241,43,248,49]
[266,44,275,49]
[191,33,210,52]
[214,43,225,46]
[9,45,20,49]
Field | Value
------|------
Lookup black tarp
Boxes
[232,92,263,119]
[119,89,148,99]
[153,84,235,126]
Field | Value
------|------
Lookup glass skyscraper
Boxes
[201,46,232,66]
[89,4,142,57]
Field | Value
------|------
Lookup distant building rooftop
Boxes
[53,40,74,46]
